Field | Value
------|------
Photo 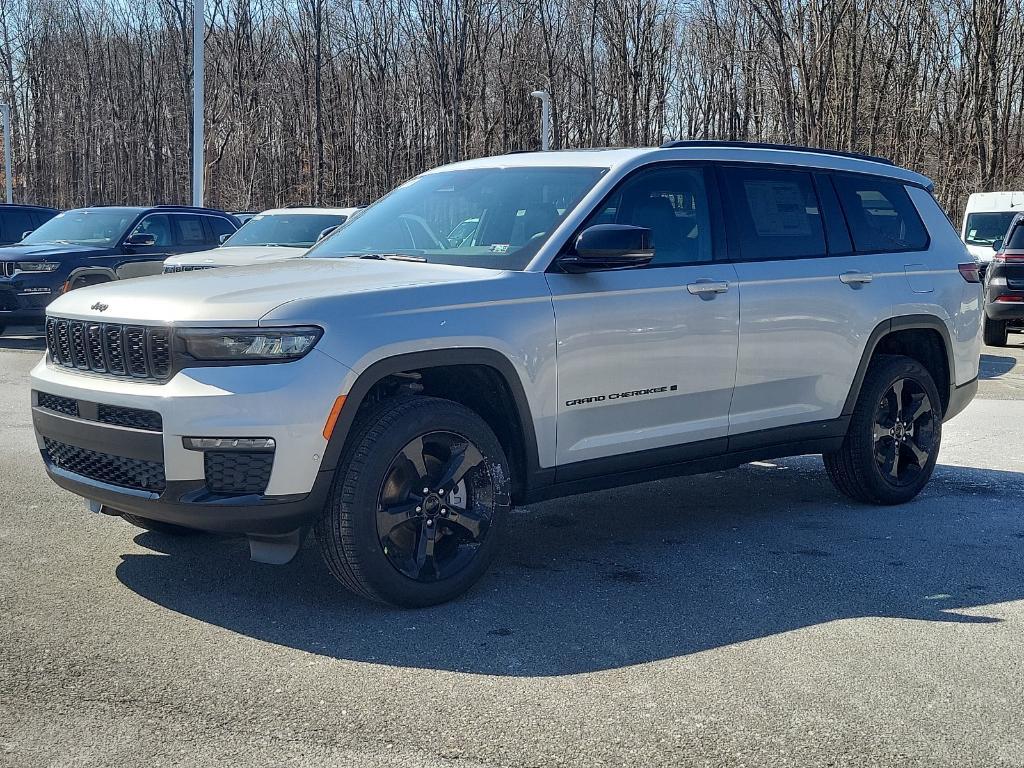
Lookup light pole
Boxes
[192,0,204,207]
[0,104,12,204]
[530,90,551,151]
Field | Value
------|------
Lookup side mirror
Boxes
[125,233,156,247]
[558,224,654,273]
[219,233,231,244]
[317,225,339,241]
[993,238,1003,251]
[21,230,33,240]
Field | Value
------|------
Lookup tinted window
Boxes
[581,166,712,265]
[833,175,928,252]
[722,167,826,260]
[1,209,35,242]
[964,211,1017,247]
[1005,219,1024,249]
[130,214,174,246]
[174,215,209,246]
[207,215,236,241]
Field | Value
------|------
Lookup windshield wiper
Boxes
[358,253,428,263]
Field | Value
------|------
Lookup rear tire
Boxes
[316,396,511,607]
[824,354,942,505]
[983,316,1008,346]
[122,513,199,536]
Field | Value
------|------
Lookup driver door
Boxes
[545,164,739,471]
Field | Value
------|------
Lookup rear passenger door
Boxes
[171,214,218,254]
[722,165,905,440]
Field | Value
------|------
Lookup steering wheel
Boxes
[397,214,445,250]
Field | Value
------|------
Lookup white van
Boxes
[961,191,1024,262]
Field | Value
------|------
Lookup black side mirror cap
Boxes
[317,225,339,241]
[558,224,654,273]
[21,230,33,240]
[125,233,156,247]
[993,238,1003,251]
[218,233,231,244]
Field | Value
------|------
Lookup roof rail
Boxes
[659,140,894,166]
[152,204,229,213]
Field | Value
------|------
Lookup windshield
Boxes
[21,210,135,247]
[224,213,348,248]
[305,166,607,269]
[964,212,1019,246]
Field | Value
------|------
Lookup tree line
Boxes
[1,0,1022,218]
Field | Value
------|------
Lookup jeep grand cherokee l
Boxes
[30,142,982,606]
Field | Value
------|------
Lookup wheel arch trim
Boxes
[321,348,546,492]
[842,314,956,418]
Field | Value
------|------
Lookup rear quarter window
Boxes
[832,175,928,253]
[1005,221,1024,249]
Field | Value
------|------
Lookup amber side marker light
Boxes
[323,395,347,439]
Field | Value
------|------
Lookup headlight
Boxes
[16,262,60,273]
[178,326,322,362]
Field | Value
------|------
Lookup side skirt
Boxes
[524,417,849,503]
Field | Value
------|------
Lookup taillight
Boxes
[958,262,981,283]
[993,251,1024,263]
[994,295,1024,302]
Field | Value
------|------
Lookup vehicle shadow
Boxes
[116,457,1024,676]
[980,353,1017,378]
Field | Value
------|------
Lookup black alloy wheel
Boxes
[376,431,494,582]
[871,377,937,488]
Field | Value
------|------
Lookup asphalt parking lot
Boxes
[2,327,1024,767]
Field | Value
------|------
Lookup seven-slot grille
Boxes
[45,317,172,381]
[1,262,16,277]
[163,264,217,273]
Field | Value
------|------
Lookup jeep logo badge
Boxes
[90,302,109,312]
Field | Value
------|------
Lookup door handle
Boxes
[686,280,730,296]
[839,271,873,285]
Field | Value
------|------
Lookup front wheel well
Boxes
[873,328,951,414]
[355,364,531,503]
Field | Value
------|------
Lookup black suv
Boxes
[985,214,1024,345]
[0,206,238,334]
[0,204,59,245]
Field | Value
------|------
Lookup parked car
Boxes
[961,190,1024,271]
[0,205,238,334]
[0,203,59,245]
[982,213,1024,345]
[231,211,259,224]
[163,207,360,272]
[30,142,981,607]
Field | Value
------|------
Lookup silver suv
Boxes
[30,142,983,606]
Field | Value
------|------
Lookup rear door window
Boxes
[721,166,827,260]
[1005,220,1024,249]
[207,215,236,242]
[174,215,209,246]
[832,174,928,252]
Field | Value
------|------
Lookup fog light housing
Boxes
[183,437,276,451]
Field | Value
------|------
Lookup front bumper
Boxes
[30,349,355,534]
[0,282,51,323]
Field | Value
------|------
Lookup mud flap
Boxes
[248,528,306,565]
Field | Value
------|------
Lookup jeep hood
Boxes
[0,243,110,259]
[44,257,503,326]
[164,245,305,268]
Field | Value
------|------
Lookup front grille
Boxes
[45,317,173,382]
[204,451,274,494]
[37,392,78,417]
[43,437,165,492]
[97,404,162,431]
[1,261,15,277]
[163,264,216,274]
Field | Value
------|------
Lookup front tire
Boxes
[983,316,1008,346]
[316,396,511,607]
[824,354,942,505]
